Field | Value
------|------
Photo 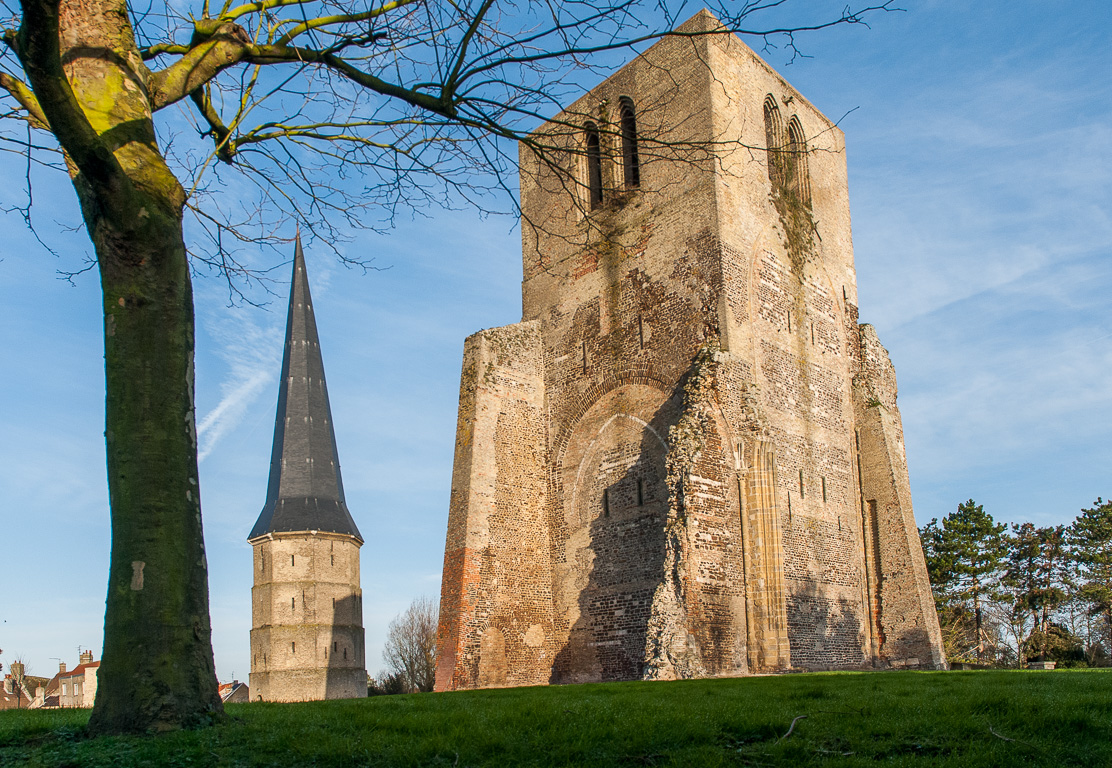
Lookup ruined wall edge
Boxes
[853,324,946,670]
[435,321,550,691]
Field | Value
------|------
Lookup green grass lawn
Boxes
[1,670,1108,767]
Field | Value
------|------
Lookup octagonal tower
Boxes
[249,236,367,702]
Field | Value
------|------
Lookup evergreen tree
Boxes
[920,517,975,661]
[922,500,1007,662]
[1004,523,1069,662]
[1069,498,1112,659]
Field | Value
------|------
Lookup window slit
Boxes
[619,97,640,188]
[585,122,603,209]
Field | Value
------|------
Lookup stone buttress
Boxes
[436,10,945,690]
[249,236,368,702]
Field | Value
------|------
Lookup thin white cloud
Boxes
[196,304,283,463]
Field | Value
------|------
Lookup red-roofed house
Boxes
[58,651,99,708]
[219,680,250,703]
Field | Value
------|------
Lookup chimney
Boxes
[59,662,67,674]
[10,661,24,679]
[79,650,93,665]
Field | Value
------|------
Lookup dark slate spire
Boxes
[249,235,362,542]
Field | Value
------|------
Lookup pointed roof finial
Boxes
[249,238,361,541]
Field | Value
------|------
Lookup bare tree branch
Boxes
[0,71,49,129]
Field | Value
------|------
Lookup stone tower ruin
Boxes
[249,236,367,702]
[436,11,945,690]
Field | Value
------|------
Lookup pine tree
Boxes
[1069,498,1112,659]
[1005,523,1069,662]
[924,500,1007,663]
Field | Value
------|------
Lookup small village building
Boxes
[58,651,99,708]
[2,655,96,710]
[218,680,251,703]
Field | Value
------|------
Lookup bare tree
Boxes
[383,596,437,693]
[0,0,893,732]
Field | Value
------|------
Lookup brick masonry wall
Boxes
[436,10,945,690]
[435,322,554,690]
[250,533,367,701]
[852,325,948,668]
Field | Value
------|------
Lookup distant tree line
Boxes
[920,498,1112,668]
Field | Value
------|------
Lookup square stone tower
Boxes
[436,11,945,690]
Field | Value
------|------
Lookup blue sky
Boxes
[1,0,1109,683]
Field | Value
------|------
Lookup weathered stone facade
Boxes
[436,11,945,691]
[249,533,366,701]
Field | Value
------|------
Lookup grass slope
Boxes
[1,670,1108,767]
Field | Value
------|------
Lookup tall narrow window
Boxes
[603,488,610,517]
[762,95,785,187]
[799,469,805,498]
[585,122,603,209]
[786,117,812,206]
[636,478,644,506]
[619,97,640,188]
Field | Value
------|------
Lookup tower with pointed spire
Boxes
[249,235,367,702]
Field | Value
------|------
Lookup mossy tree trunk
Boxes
[16,0,222,732]
[89,210,223,732]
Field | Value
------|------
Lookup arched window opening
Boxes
[619,97,640,188]
[585,122,603,209]
[762,96,785,188]
[786,117,812,207]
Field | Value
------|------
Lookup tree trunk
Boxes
[16,0,223,732]
[1106,606,1111,662]
[974,595,982,663]
[87,210,223,733]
